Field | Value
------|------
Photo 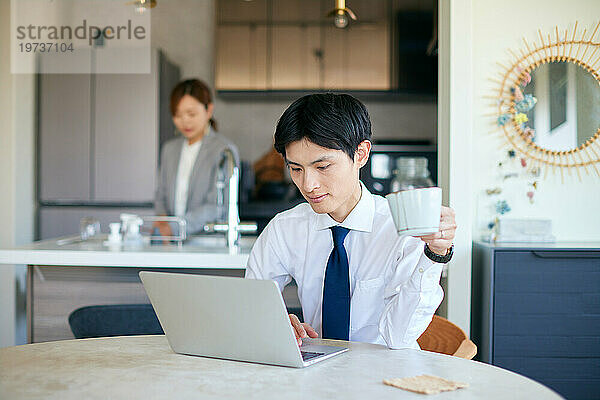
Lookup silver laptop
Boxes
[139,271,348,368]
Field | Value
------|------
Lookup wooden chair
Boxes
[417,315,477,359]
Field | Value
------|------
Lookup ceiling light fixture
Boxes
[326,0,357,29]
[125,0,157,14]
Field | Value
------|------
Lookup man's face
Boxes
[285,138,370,221]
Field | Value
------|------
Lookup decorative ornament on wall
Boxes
[491,21,600,182]
[480,147,542,240]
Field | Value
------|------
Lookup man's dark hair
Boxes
[274,93,372,160]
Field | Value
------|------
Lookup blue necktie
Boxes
[322,226,351,340]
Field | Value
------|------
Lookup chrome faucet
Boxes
[204,148,257,248]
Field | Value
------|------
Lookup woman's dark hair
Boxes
[170,79,218,131]
[273,93,371,160]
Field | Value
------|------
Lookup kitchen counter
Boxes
[0,234,266,343]
[0,234,257,268]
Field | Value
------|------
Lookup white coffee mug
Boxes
[385,187,442,236]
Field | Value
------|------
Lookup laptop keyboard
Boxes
[301,351,325,362]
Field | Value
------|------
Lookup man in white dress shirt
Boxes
[245,94,456,349]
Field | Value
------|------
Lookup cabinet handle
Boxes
[531,251,600,259]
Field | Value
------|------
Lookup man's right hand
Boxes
[289,313,318,346]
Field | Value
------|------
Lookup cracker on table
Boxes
[383,374,469,395]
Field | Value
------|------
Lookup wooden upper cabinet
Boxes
[218,0,268,23]
[216,25,268,90]
[345,23,390,90]
[343,0,387,22]
[271,0,323,23]
[215,0,390,91]
[271,26,321,89]
[321,26,345,89]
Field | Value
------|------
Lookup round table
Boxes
[0,335,562,399]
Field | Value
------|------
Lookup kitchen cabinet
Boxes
[28,265,301,343]
[471,241,600,400]
[271,0,323,23]
[271,26,321,89]
[215,25,268,90]
[215,0,390,91]
[218,0,268,24]
[322,24,390,90]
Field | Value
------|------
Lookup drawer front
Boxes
[494,314,600,337]
[494,251,600,294]
[494,335,599,358]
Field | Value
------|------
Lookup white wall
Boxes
[0,0,17,348]
[12,72,35,345]
[437,0,473,334]
[151,0,215,82]
[471,0,600,241]
[0,0,37,347]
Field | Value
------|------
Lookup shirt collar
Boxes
[313,181,375,233]
[183,139,202,151]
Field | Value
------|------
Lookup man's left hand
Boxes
[417,206,456,255]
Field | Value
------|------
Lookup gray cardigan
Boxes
[154,131,240,234]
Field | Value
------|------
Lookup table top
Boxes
[0,335,562,400]
[0,235,256,268]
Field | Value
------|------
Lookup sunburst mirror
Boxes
[492,21,600,181]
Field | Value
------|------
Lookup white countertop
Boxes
[0,235,256,268]
[0,335,563,399]
[474,240,600,250]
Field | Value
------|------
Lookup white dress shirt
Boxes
[174,139,202,217]
[245,182,444,349]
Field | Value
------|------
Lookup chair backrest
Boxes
[68,304,164,339]
[69,304,303,339]
[417,315,477,359]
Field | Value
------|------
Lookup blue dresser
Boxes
[471,241,600,400]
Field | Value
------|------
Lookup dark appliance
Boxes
[396,10,437,94]
[360,139,437,196]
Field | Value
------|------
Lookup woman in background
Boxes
[154,79,239,236]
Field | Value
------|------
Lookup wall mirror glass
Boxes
[522,61,600,152]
